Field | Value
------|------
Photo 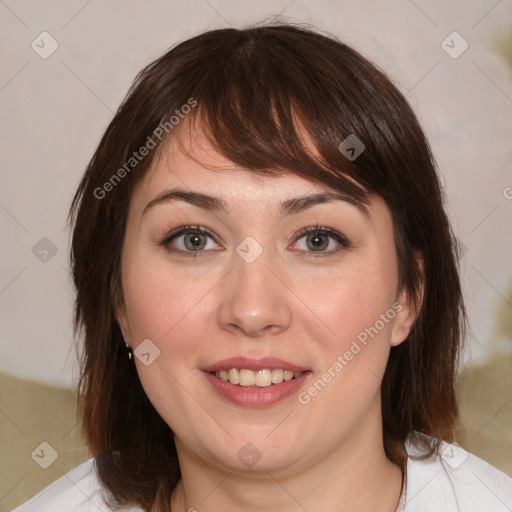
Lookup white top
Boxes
[12,437,512,511]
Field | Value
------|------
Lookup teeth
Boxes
[214,368,304,387]
[255,369,272,387]
[228,368,240,385]
[271,369,284,384]
[283,370,294,381]
[239,369,255,386]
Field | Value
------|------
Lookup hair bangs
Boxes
[169,29,373,208]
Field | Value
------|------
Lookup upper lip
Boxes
[203,357,309,373]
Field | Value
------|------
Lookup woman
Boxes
[13,23,512,512]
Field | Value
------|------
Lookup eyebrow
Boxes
[142,187,369,219]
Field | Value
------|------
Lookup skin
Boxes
[115,124,421,512]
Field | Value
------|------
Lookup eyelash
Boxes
[158,224,351,259]
[293,226,351,258]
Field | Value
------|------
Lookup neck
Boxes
[171,406,404,512]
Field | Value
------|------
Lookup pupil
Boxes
[186,233,205,250]
[308,233,327,250]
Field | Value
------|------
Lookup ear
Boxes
[390,252,425,347]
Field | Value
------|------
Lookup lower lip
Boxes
[204,371,310,407]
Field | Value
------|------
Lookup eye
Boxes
[159,225,221,257]
[158,224,350,258]
[291,226,350,257]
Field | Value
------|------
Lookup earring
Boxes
[126,344,133,360]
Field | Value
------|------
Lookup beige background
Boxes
[1,1,511,510]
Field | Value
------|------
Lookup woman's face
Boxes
[116,126,416,475]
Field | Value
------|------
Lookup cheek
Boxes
[300,259,398,347]
[121,255,220,358]
[122,260,216,429]
[296,271,399,427]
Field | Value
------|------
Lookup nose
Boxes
[217,247,293,338]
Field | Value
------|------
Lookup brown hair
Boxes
[68,22,466,511]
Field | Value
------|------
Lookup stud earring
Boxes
[126,344,133,360]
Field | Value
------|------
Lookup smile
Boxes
[211,368,304,387]
[203,357,310,407]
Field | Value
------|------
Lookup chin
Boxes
[197,430,308,475]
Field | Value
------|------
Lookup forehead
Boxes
[125,139,393,244]
[123,126,395,246]
[132,127,343,212]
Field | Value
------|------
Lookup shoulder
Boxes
[404,434,512,511]
[11,458,143,512]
